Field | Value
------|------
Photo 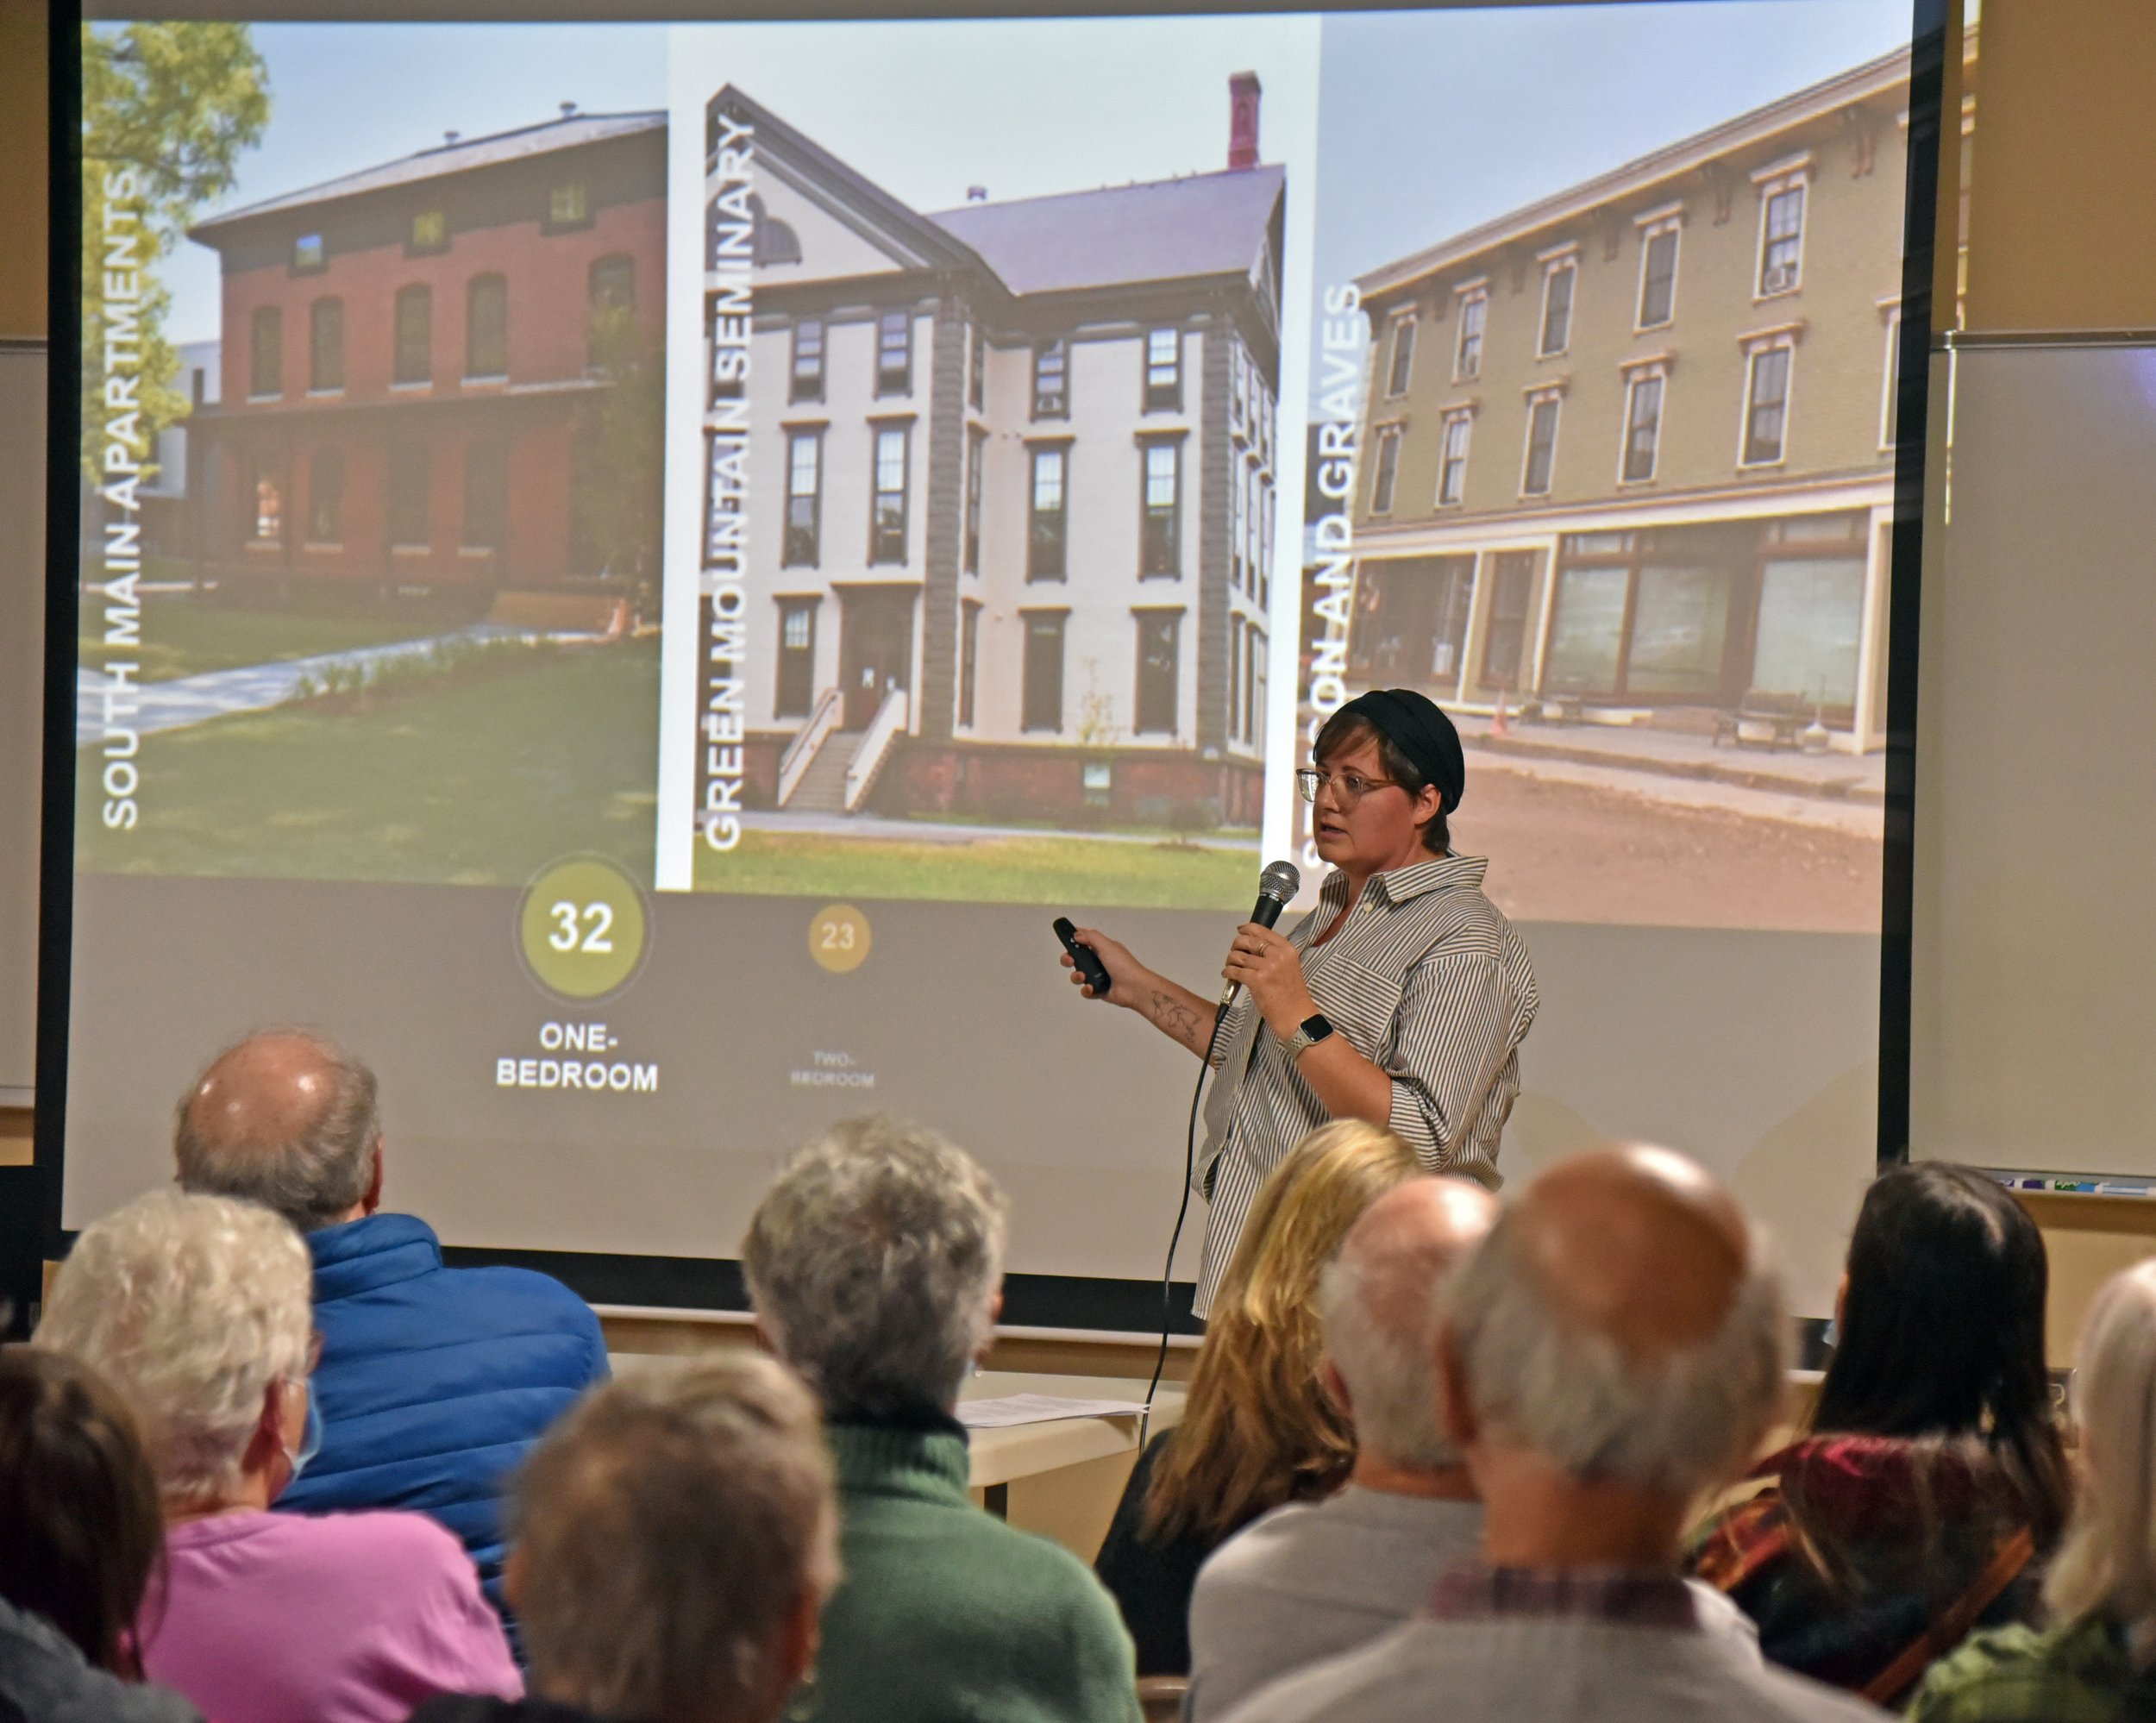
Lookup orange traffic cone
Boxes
[1491,691,1511,739]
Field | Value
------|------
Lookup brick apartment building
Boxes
[184,109,665,606]
[1344,47,1914,753]
[702,78,1283,826]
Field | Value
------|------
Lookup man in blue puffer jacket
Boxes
[172,1029,609,1624]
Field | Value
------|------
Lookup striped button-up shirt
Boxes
[1192,853,1537,1315]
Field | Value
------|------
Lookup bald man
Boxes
[175,1030,607,1626]
[1220,1148,1889,1723]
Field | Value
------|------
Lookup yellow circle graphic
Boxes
[518,856,649,1000]
[809,903,872,974]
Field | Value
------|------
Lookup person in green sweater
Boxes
[1907,1259,2156,1723]
[742,1114,1144,1723]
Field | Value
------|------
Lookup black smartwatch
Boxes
[1282,1012,1335,1061]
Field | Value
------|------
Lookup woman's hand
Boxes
[1062,926,1150,1008]
[1223,922,1317,1039]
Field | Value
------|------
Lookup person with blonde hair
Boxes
[1094,1119,1420,1674]
[1907,1258,2156,1721]
[35,1190,519,1723]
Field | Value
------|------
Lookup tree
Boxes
[570,302,664,623]
[79,22,269,477]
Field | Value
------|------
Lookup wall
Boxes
[9,1,2156,1361]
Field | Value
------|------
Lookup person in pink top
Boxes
[36,1188,522,1723]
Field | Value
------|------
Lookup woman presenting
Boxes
[1065,689,1538,1315]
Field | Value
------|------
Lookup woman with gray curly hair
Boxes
[36,1190,520,1723]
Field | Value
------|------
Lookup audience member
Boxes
[1184,1176,1495,1721]
[36,1190,521,1723]
[173,1030,608,1616]
[1095,1119,1418,1676]
[411,1354,839,1723]
[1221,1145,1886,1723]
[1689,1162,2070,1703]
[742,1115,1141,1723]
[1907,1257,2156,1721]
[0,1347,201,1723]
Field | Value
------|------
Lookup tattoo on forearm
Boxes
[1148,988,1212,1055]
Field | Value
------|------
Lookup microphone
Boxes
[1218,860,1302,1007]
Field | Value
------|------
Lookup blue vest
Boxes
[277,1213,609,1611]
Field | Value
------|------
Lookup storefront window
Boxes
[1626,565,1732,698]
[1545,566,1627,692]
[1752,555,1865,708]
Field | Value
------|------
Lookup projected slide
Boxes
[63,2,1915,1297]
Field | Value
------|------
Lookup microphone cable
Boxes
[1139,1003,1232,1449]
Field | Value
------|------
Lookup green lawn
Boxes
[78,592,454,683]
[77,638,659,886]
[694,827,1255,909]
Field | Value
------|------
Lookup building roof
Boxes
[1357,44,1912,300]
[191,110,666,239]
[928,165,1283,295]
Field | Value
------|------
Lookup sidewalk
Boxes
[1453,712,1887,803]
[75,623,536,743]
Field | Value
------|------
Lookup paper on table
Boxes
[956,1394,1149,1429]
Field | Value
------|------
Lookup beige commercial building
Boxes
[703,78,1283,825]
[1344,46,1914,753]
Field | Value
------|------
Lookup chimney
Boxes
[560,101,579,119]
[442,130,460,146]
[967,185,988,203]
[1228,72,1262,171]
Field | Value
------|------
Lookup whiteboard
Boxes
[1910,341,2156,1181]
[0,343,43,1107]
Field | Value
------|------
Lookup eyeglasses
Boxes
[1295,768,1401,807]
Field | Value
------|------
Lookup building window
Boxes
[411,209,447,255]
[548,179,589,229]
[790,318,824,404]
[1141,440,1181,577]
[776,600,817,719]
[1437,412,1472,507]
[1454,289,1487,381]
[1758,176,1807,297]
[1144,328,1181,411]
[1521,393,1561,497]
[462,439,507,552]
[1245,467,1263,592]
[1230,463,1246,592]
[1880,307,1902,450]
[959,602,981,728]
[1741,344,1793,467]
[747,195,801,266]
[591,254,635,313]
[1032,339,1069,420]
[387,442,429,549]
[1539,259,1576,357]
[786,429,822,567]
[964,427,984,574]
[968,323,986,411]
[305,447,342,544]
[1029,446,1068,580]
[293,233,325,273]
[1639,221,1681,329]
[1021,612,1065,732]
[870,425,909,564]
[1258,482,1274,611]
[1230,614,1244,742]
[248,462,282,542]
[309,298,343,393]
[1481,550,1538,692]
[1386,316,1416,398]
[1620,372,1664,484]
[248,306,281,399]
[1135,611,1180,735]
[1244,622,1266,746]
[1370,425,1402,514]
[876,311,911,396]
[393,285,431,385]
[465,274,508,379]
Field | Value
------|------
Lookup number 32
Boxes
[548,900,615,954]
